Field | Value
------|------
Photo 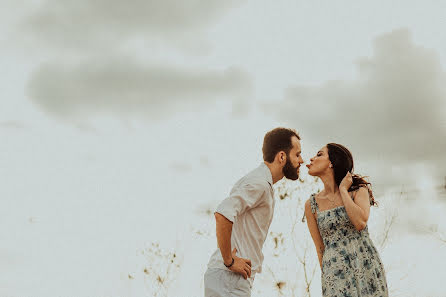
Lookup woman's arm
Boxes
[304,199,325,269]
[340,186,371,231]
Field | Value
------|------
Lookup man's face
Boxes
[282,136,304,180]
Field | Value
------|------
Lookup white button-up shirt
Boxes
[207,162,275,286]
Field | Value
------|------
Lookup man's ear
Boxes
[278,151,286,163]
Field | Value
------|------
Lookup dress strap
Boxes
[310,193,318,213]
[302,194,318,222]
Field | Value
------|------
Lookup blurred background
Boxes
[1,1,445,296]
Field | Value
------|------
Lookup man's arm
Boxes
[214,212,252,279]
[214,212,234,265]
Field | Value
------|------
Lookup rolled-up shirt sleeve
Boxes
[215,182,267,223]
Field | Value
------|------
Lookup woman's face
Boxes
[306,146,331,176]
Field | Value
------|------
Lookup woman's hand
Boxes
[339,171,353,192]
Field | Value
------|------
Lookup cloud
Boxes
[26,56,252,119]
[273,28,446,185]
[19,0,242,52]
[20,1,253,120]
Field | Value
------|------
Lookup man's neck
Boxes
[264,161,284,184]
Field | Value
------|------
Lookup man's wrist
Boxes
[224,257,234,268]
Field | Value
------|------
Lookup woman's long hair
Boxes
[326,143,377,206]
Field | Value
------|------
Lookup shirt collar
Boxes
[260,162,274,188]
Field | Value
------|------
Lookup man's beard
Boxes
[283,157,299,180]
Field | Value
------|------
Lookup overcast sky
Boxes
[1,1,446,296]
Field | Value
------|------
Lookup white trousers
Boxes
[204,268,252,297]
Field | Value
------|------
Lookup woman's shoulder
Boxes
[350,186,368,195]
[305,194,317,214]
[349,186,370,202]
[305,193,315,204]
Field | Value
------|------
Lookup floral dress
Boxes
[310,193,389,297]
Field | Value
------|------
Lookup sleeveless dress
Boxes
[309,193,389,297]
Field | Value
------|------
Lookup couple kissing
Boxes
[204,127,388,297]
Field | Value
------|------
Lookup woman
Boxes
[304,143,388,297]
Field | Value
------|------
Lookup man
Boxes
[204,127,304,297]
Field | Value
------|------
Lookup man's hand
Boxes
[227,248,252,279]
[214,213,251,279]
